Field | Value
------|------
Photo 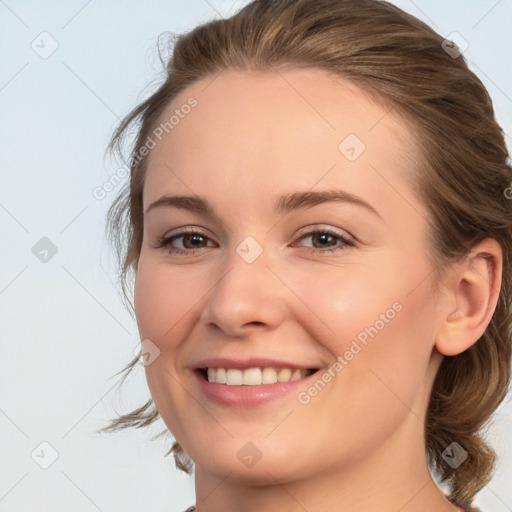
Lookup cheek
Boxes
[289,260,403,349]
[295,253,436,393]
[133,258,196,435]
[293,269,436,458]
[134,257,199,341]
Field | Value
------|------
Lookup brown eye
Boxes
[154,229,216,255]
[294,228,355,254]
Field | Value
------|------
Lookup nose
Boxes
[199,245,287,337]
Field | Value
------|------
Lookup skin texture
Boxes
[134,67,502,512]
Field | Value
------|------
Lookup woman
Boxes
[100,1,512,511]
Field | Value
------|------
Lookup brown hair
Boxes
[98,0,512,505]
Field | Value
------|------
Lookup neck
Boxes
[192,413,461,512]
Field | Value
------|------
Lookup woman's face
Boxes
[135,67,447,482]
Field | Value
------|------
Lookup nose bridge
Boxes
[199,236,286,334]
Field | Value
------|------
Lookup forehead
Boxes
[143,67,422,220]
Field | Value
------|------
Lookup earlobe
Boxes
[435,239,502,357]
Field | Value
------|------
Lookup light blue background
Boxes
[1,1,511,511]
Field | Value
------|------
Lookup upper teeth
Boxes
[206,367,309,385]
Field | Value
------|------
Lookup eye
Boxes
[153,225,355,256]
[153,227,216,256]
[292,227,355,253]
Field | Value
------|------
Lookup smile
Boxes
[194,365,321,407]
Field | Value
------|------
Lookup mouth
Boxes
[196,367,320,385]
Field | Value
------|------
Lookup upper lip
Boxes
[193,357,321,370]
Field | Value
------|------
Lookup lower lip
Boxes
[194,370,319,407]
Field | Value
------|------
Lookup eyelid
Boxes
[162,225,217,242]
[294,224,354,242]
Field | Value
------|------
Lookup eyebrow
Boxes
[145,189,382,219]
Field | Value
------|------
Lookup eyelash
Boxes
[153,226,355,256]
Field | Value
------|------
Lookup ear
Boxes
[435,238,503,356]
